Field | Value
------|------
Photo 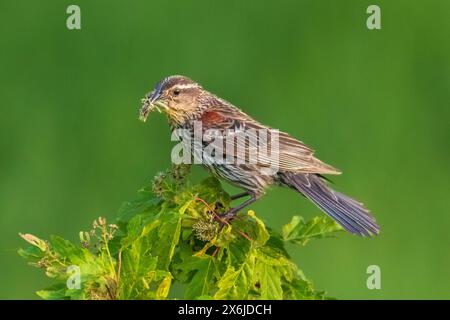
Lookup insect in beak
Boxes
[139,91,167,122]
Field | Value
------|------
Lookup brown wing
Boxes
[199,99,341,175]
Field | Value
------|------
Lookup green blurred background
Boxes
[1,0,449,299]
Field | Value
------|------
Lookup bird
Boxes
[139,75,380,236]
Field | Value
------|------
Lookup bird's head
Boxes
[139,75,204,125]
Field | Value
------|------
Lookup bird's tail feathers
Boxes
[280,172,380,236]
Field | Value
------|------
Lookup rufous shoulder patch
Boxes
[201,111,226,127]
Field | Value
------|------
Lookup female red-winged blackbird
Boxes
[139,75,380,236]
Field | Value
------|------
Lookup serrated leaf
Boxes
[117,187,160,222]
[282,216,343,245]
[171,242,198,283]
[119,252,158,299]
[121,214,160,247]
[153,210,183,270]
[37,290,67,300]
[282,278,327,300]
[214,252,255,300]
[185,256,216,299]
[251,246,297,300]
[50,235,95,265]
[247,210,270,246]
[227,236,252,267]
[265,229,290,257]
[36,283,69,300]
[253,260,283,299]
[65,288,87,300]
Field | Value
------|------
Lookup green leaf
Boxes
[156,273,172,299]
[190,177,230,208]
[18,246,45,263]
[117,187,160,222]
[184,256,216,299]
[227,235,252,267]
[251,247,296,299]
[265,229,290,257]
[282,278,327,300]
[119,251,158,299]
[153,209,183,270]
[36,284,69,300]
[119,219,160,299]
[37,290,67,300]
[121,214,160,247]
[214,252,255,300]
[119,207,179,298]
[50,235,94,265]
[65,288,87,300]
[253,260,283,299]
[232,210,270,247]
[282,216,343,245]
[195,295,213,300]
[170,242,197,283]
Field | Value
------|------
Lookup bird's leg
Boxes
[230,191,250,201]
[221,194,258,222]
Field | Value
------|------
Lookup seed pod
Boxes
[192,219,218,242]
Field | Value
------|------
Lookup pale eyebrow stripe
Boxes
[172,83,200,90]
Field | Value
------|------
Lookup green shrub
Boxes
[18,165,342,300]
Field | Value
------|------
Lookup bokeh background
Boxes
[1,0,449,299]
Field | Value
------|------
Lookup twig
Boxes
[194,197,229,226]
[117,249,122,285]
[238,231,253,242]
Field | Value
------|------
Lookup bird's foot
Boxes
[214,209,238,225]
[213,193,257,225]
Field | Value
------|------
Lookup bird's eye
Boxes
[173,89,181,96]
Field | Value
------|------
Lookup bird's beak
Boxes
[139,90,168,122]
